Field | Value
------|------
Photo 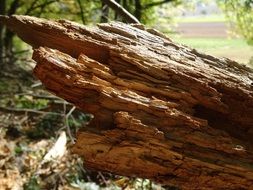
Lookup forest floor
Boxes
[0,66,90,190]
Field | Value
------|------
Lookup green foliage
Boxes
[68,113,92,129]
[117,0,181,24]
[11,0,100,24]
[5,0,182,24]
[26,114,62,139]
[219,0,253,45]
[14,95,49,109]
[0,80,10,93]
[2,0,183,64]
[24,176,41,190]
[14,145,23,155]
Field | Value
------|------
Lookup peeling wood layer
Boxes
[1,15,253,189]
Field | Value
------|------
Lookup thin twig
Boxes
[0,49,30,59]
[149,180,152,190]
[25,0,56,15]
[66,106,76,118]
[143,0,174,9]
[63,102,75,144]
[15,92,60,100]
[100,0,140,23]
[25,0,38,15]
[76,0,85,24]
[0,106,63,116]
[98,172,108,185]
[31,82,42,88]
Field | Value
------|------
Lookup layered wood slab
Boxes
[1,15,253,189]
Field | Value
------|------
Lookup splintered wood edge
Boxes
[2,15,253,189]
[32,47,253,189]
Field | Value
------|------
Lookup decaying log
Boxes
[1,15,253,189]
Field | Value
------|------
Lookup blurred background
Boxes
[0,0,252,189]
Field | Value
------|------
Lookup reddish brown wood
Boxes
[1,15,253,189]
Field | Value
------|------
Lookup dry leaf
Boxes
[43,131,67,162]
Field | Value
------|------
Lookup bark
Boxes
[114,0,121,20]
[0,0,20,64]
[0,0,6,64]
[3,30,14,61]
[134,0,142,21]
[1,15,253,189]
[76,0,85,24]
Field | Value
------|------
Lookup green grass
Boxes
[172,37,253,64]
[176,15,226,23]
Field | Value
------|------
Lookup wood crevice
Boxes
[1,15,253,189]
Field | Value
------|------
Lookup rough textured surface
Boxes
[1,15,253,189]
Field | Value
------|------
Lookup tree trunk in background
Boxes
[134,0,142,21]
[3,30,15,63]
[0,0,20,65]
[5,0,20,63]
[0,0,6,64]
[1,15,253,190]
[114,0,121,20]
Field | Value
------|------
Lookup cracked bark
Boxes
[1,15,253,189]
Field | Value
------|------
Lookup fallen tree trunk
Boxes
[1,15,253,189]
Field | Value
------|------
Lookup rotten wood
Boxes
[1,15,253,189]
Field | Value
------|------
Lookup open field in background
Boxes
[172,37,253,65]
[175,15,226,23]
[166,15,253,66]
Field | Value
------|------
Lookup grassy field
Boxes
[172,37,253,65]
[171,14,252,65]
[175,15,226,23]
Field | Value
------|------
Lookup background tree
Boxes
[0,0,101,66]
[101,0,181,23]
[0,0,182,66]
[219,0,253,45]
[220,0,253,65]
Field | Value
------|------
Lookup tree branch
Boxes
[8,0,21,15]
[36,0,57,17]
[144,0,175,9]
[101,0,140,23]
[134,0,142,20]
[24,0,38,15]
[0,0,6,64]
[0,106,64,116]
[76,0,85,24]
[101,3,109,23]
[25,0,56,15]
